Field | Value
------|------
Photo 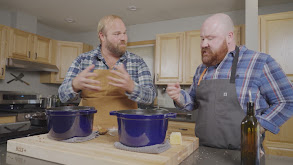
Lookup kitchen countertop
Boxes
[1,142,293,165]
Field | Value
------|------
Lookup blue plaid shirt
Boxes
[58,45,156,105]
[178,46,293,134]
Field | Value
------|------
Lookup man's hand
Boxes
[166,82,181,104]
[108,64,134,93]
[72,64,101,92]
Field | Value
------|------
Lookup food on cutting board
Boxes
[93,125,108,135]
[170,132,182,145]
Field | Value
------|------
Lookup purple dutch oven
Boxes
[110,109,176,147]
[46,106,97,140]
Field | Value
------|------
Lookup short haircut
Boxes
[97,15,123,40]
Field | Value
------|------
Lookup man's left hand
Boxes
[108,64,134,93]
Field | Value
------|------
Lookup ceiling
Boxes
[0,0,292,33]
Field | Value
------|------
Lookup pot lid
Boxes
[110,109,176,119]
[46,106,97,115]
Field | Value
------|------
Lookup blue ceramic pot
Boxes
[46,106,97,140]
[110,109,176,147]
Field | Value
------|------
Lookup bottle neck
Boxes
[247,102,255,116]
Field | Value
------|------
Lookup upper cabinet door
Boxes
[155,32,184,84]
[9,28,33,60]
[184,30,201,84]
[40,40,92,84]
[83,43,93,53]
[55,41,83,83]
[32,35,52,64]
[0,25,9,79]
[260,11,293,75]
[234,25,242,46]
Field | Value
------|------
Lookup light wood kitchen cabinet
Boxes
[260,11,293,157]
[40,40,92,84]
[183,30,201,84]
[0,116,16,124]
[0,25,9,79]
[8,28,52,64]
[167,121,195,137]
[83,43,93,53]
[155,32,184,84]
[8,28,32,60]
[155,26,242,84]
[32,35,52,63]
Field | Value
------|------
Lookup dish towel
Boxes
[61,131,99,143]
[114,140,171,154]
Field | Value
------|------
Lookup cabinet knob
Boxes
[35,52,37,59]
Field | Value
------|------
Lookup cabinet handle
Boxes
[35,53,37,59]
[28,51,30,58]
[1,68,3,76]
[156,74,159,81]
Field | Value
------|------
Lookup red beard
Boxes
[201,40,228,67]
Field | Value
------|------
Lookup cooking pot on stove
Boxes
[110,109,176,147]
[46,106,97,140]
[29,112,47,127]
[40,95,60,108]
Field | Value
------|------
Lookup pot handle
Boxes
[166,113,177,118]
[109,111,117,116]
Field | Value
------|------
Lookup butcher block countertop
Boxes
[6,121,199,165]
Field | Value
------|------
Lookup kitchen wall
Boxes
[0,70,59,97]
[0,3,292,104]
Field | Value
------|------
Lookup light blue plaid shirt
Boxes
[177,46,293,134]
[58,45,156,105]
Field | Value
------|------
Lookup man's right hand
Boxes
[166,82,181,104]
[72,64,101,92]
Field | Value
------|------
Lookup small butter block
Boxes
[170,132,182,145]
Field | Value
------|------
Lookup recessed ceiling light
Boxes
[128,5,137,11]
[64,17,75,23]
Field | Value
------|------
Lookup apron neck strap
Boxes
[230,46,239,83]
[197,68,207,86]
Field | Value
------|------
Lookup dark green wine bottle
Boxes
[241,102,260,165]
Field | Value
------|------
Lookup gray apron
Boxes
[195,46,245,149]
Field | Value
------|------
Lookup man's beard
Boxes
[105,38,127,57]
[201,40,228,67]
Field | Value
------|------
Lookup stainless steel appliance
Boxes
[0,91,48,143]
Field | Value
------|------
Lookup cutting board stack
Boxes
[7,133,198,165]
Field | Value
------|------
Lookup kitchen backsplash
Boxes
[0,69,59,97]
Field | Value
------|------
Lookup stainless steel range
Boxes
[0,91,48,143]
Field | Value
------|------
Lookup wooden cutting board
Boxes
[7,133,199,165]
